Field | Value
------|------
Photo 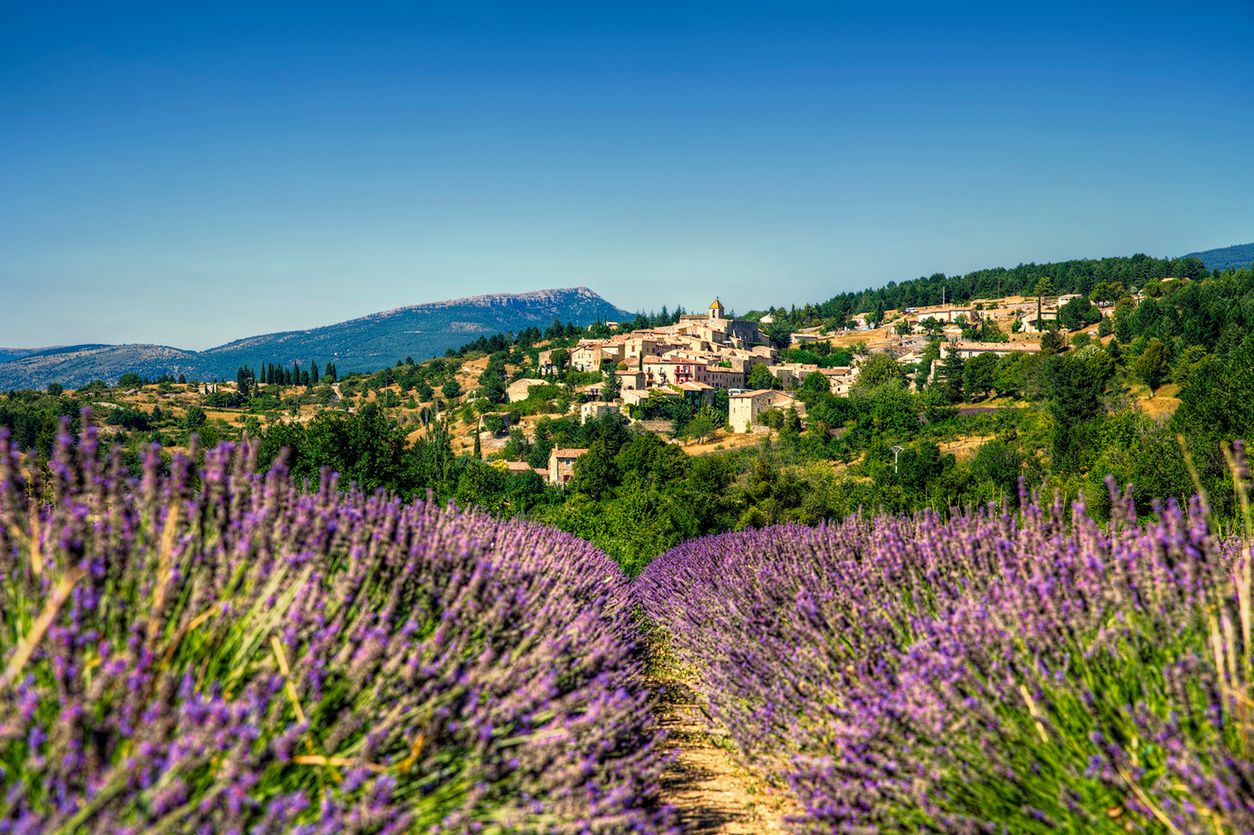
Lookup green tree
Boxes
[936,348,965,403]
[962,352,999,400]
[851,353,907,393]
[969,439,1024,501]
[183,405,207,429]
[1033,276,1055,331]
[1133,338,1171,395]
[1043,349,1114,471]
[1040,329,1067,355]
[1057,297,1101,331]
[1088,281,1126,304]
[570,438,618,499]
[747,363,777,390]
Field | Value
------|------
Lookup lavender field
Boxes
[4,421,1254,833]
[0,424,670,833]
[636,457,1254,832]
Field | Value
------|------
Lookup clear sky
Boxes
[3,1,1253,350]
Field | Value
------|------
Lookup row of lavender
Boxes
[635,464,1254,832]
[0,425,672,833]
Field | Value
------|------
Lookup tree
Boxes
[1034,276,1055,331]
[936,348,965,403]
[442,379,462,399]
[1043,349,1114,470]
[799,371,832,404]
[1089,281,1125,305]
[747,363,777,390]
[894,441,949,491]
[851,353,907,392]
[969,439,1024,501]
[1133,338,1171,395]
[1057,297,1101,331]
[684,412,720,443]
[962,352,998,400]
[1040,329,1067,355]
[570,439,618,499]
[480,372,507,404]
[310,362,319,384]
[183,405,207,429]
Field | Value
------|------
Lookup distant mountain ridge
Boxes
[1184,242,1254,272]
[0,287,631,391]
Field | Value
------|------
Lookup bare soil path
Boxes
[652,676,793,833]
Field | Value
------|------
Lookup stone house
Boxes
[675,381,716,406]
[819,365,860,395]
[548,448,588,486]
[616,370,646,391]
[571,341,606,372]
[729,390,778,434]
[729,390,805,433]
[580,401,620,424]
[768,362,820,388]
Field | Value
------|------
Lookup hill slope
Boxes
[0,288,630,390]
[1184,242,1254,272]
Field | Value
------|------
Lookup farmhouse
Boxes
[580,401,620,424]
[548,448,588,486]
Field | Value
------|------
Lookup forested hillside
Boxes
[752,253,1208,332]
[1185,241,1254,272]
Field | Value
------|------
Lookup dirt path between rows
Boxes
[652,677,793,833]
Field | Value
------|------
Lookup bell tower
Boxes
[709,297,725,321]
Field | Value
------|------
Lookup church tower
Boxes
[709,297,725,321]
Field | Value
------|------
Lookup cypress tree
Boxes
[311,361,319,384]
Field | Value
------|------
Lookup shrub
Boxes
[635,465,1254,832]
[0,420,670,832]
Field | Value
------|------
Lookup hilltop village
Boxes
[502,291,1109,484]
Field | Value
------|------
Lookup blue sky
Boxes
[2,1,1253,349]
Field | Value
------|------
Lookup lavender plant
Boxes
[0,420,671,833]
[636,460,1254,832]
